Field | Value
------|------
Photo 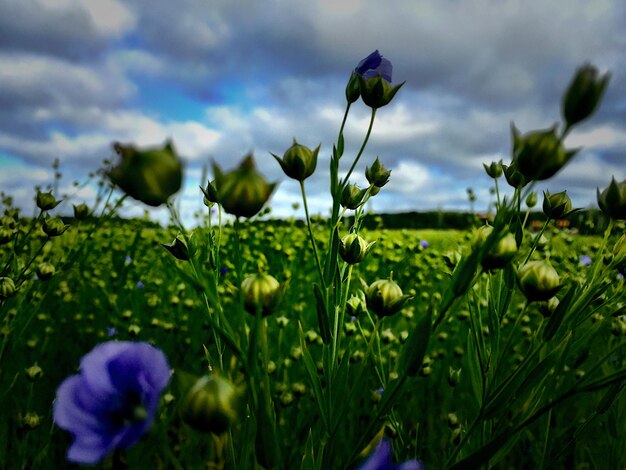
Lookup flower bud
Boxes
[562,64,610,130]
[474,225,518,271]
[161,233,196,261]
[346,291,368,318]
[502,162,527,189]
[73,203,90,220]
[345,72,361,103]
[483,160,503,179]
[241,272,282,316]
[518,260,562,302]
[597,177,626,220]
[36,191,61,211]
[537,296,559,318]
[525,192,538,209]
[448,367,461,387]
[543,190,573,219]
[341,183,367,210]
[0,277,16,300]
[0,227,14,245]
[25,364,43,381]
[108,140,183,207]
[181,375,238,434]
[512,125,579,181]
[272,140,319,182]
[42,216,68,237]
[200,179,219,208]
[366,276,413,317]
[36,262,55,281]
[213,154,276,218]
[365,158,391,188]
[358,75,405,109]
[339,233,375,264]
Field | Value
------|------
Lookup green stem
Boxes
[300,181,324,287]
[341,108,377,187]
[523,218,550,265]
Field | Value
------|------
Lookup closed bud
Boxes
[366,276,413,317]
[525,192,538,209]
[483,160,503,179]
[162,233,196,261]
[543,190,573,219]
[341,183,368,210]
[72,203,90,220]
[346,291,368,318]
[36,191,61,211]
[339,233,375,264]
[358,75,405,109]
[200,179,219,207]
[108,140,183,207]
[512,125,579,181]
[518,260,562,302]
[448,367,461,387]
[181,375,238,434]
[241,272,282,316]
[42,216,68,237]
[0,227,14,245]
[597,177,626,220]
[474,225,518,271]
[213,154,276,218]
[36,262,55,281]
[365,158,391,188]
[25,364,43,381]
[0,277,16,300]
[537,296,560,318]
[562,64,610,130]
[502,161,527,189]
[346,72,361,103]
[272,140,319,181]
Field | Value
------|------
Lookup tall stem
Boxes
[299,181,324,286]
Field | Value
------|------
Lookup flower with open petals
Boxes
[359,439,423,470]
[53,341,170,464]
[352,50,404,108]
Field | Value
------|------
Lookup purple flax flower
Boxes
[356,50,393,82]
[106,326,117,337]
[579,255,592,267]
[420,240,429,249]
[359,439,423,470]
[53,341,170,464]
[136,280,144,289]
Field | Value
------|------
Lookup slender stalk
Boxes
[341,108,377,187]
[299,181,324,286]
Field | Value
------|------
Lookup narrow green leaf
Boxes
[324,227,339,286]
[596,382,625,414]
[298,323,330,431]
[543,283,577,341]
[337,133,344,158]
[466,331,483,407]
[400,307,432,376]
[313,284,331,344]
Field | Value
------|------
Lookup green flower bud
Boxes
[108,140,183,207]
[339,233,375,264]
[272,140,319,182]
[512,125,579,181]
[597,177,626,220]
[36,262,55,281]
[200,179,219,207]
[483,160,503,179]
[0,277,16,300]
[502,161,527,189]
[474,225,518,271]
[543,190,573,219]
[25,364,43,381]
[19,412,41,431]
[72,203,90,220]
[42,216,68,237]
[358,75,405,109]
[241,272,282,316]
[213,154,277,218]
[346,72,361,103]
[365,158,391,188]
[161,233,196,261]
[0,227,14,245]
[537,296,559,318]
[518,260,562,302]
[365,276,413,317]
[35,191,61,211]
[1,216,16,229]
[525,192,538,209]
[341,183,367,210]
[562,64,610,130]
[448,367,461,387]
[346,291,367,318]
[181,375,238,434]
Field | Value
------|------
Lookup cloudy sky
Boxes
[1,0,625,225]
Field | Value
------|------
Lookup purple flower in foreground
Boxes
[356,50,393,82]
[579,255,592,267]
[359,439,424,470]
[53,341,170,464]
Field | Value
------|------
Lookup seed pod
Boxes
[365,277,413,317]
[339,233,375,264]
[36,191,61,211]
[241,273,282,316]
[181,375,238,434]
[272,140,319,182]
[597,177,626,220]
[518,260,562,302]
[543,190,573,219]
[365,158,391,188]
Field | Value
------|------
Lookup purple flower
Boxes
[124,255,132,265]
[136,281,144,289]
[106,327,117,337]
[420,240,429,249]
[359,439,423,470]
[220,266,229,276]
[579,255,592,267]
[356,50,393,82]
[53,341,170,464]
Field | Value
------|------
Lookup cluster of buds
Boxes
[108,141,183,207]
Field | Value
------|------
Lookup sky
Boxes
[1,0,625,225]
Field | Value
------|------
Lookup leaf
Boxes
[313,284,331,345]
[466,331,483,408]
[337,133,344,158]
[298,323,329,432]
[543,283,577,342]
[324,227,339,286]
[399,307,432,376]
